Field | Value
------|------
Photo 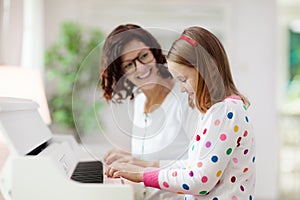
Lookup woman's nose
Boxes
[134,60,146,71]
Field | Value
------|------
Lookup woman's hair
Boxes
[167,26,249,113]
[100,24,172,103]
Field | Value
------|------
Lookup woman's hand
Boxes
[106,162,144,183]
[103,148,131,165]
[103,148,159,168]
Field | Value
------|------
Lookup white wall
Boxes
[228,1,278,199]
[44,0,278,199]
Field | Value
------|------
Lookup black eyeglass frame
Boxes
[121,49,155,75]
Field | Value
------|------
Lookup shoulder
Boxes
[204,98,247,121]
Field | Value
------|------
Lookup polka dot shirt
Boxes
[143,97,256,200]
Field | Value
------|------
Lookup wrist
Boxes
[143,167,161,189]
[149,161,159,168]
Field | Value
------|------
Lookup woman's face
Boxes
[121,40,159,90]
[167,60,198,101]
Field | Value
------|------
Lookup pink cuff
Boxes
[143,167,161,189]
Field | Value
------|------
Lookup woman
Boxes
[106,26,256,200]
[100,24,198,200]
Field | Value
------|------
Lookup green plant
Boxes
[45,21,105,132]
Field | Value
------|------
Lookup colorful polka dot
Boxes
[163,181,169,188]
[182,183,189,190]
[226,148,233,155]
[211,155,218,163]
[232,196,238,200]
[199,191,207,195]
[177,192,184,194]
[216,170,222,177]
[189,170,194,177]
[244,149,249,155]
[249,195,252,200]
[232,157,238,164]
[172,171,177,177]
[201,176,208,183]
[196,135,201,141]
[213,198,219,200]
[252,157,256,163]
[231,176,236,183]
[227,112,233,119]
[197,161,203,168]
[236,137,242,147]
[206,141,211,148]
[243,105,247,110]
[240,185,245,191]
[243,130,248,137]
[220,133,227,141]
[234,125,239,132]
[243,168,249,173]
[214,119,220,126]
[245,116,249,122]
[203,128,207,135]
[192,145,194,151]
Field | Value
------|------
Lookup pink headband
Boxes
[179,35,197,46]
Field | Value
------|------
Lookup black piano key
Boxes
[71,161,103,183]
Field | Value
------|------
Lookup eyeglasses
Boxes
[121,49,154,74]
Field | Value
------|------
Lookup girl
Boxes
[101,24,198,200]
[106,26,256,200]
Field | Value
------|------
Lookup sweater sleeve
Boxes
[143,101,248,195]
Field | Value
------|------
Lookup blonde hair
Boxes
[167,27,249,113]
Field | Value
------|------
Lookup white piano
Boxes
[0,97,134,200]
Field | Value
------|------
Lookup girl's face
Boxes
[121,40,159,90]
[167,60,198,101]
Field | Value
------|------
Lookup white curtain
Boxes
[0,0,11,64]
[21,0,45,78]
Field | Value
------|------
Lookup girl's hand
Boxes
[106,162,144,183]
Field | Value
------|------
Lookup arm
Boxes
[143,102,248,195]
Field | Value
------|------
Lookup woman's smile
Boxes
[136,67,152,80]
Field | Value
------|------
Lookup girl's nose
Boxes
[181,87,187,93]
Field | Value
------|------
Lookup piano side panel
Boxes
[11,157,134,200]
[38,142,78,178]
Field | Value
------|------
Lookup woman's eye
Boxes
[124,62,134,68]
[140,53,148,60]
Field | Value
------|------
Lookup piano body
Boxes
[0,97,134,200]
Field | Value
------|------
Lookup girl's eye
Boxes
[178,78,186,83]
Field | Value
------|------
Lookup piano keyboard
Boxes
[71,161,103,183]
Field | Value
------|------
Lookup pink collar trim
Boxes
[225,95,242,100]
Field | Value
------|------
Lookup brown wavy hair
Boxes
[167,26,249,113]
[100,24,172,103]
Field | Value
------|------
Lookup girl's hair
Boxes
[167,26,249,113]
[100,24,172,103]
